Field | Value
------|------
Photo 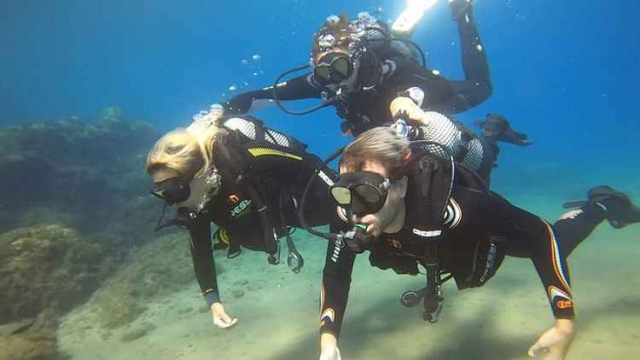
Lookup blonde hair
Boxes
[340,127,411,179]
[145,118,221,181]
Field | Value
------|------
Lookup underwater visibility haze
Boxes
[0,0,639,359]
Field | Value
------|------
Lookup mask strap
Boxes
[154,203,169,232]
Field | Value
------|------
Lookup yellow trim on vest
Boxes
[248,148,302,161]
[218,229,230,245]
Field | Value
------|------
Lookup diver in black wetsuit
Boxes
[219,1,504,137]
[146,112,336,329]
[315,127,640,360]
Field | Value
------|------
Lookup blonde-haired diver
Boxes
[146,108,337,329]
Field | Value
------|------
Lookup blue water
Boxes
[2,1,640,359]
[2,0,638,165]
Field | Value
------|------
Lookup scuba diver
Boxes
[145,109,337,329]
[315,127,640,360]
[218,1,524,139]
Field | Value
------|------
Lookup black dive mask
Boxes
[151,178,191,206]
[314,53,354,85]
[330,171,392,217]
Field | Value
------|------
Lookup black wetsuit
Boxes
[319,157,606,338]
[178,117,337,306]
[222,10,491,136]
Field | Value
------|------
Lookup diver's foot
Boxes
[476,113,533,147]
[448,0,473,21]
[564,186,640,228]
[588,186,640,228]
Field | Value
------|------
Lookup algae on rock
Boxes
[0,310,59,360]
[0,224,118,325]
[0,108,158,234]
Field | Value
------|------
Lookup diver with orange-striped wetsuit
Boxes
[314,127,640,360]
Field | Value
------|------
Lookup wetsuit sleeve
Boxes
[320,222,357,339]
[388,56,458,114]
[187,215,222,307]
[221,74,323,115]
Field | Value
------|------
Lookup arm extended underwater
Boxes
[221,72,323,115]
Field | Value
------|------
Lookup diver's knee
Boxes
[479,82,493,103]
[467,82,492,107]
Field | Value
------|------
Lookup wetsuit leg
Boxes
[451,186,575,318]
[449,4,492,112]
[474,134,498,185]
[552,203,606,257]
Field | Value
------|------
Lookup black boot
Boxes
[448,0,473,21]
[476,113,533,147]
[564,186,640,229]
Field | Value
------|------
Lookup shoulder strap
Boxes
[404,151,454,241]
[213,121,282,256]
[212,129,247,185]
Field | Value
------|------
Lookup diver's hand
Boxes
[320,333,342,360]
[210,302,238,329]
[390,97,425,123]
[359,214,382,238]
[527,319,574,360]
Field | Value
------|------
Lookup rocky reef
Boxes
[0,224,119,325]
[0,108,185,359]
[0,311,59,360]
[0,107,159,234]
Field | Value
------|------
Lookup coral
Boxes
[93,233,194,329]
[0,224,118,325]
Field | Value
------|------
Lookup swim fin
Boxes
[475,113,534,147]
[563,186,640,229]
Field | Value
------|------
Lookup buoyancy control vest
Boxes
[207,116,309,256]
[369,149,505,289]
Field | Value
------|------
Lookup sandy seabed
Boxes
[58,193,640,360]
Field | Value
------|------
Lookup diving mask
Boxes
[330,171,392,217]
[151,177,191,205]
[314,53,354,85]
[151,166,221,210]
